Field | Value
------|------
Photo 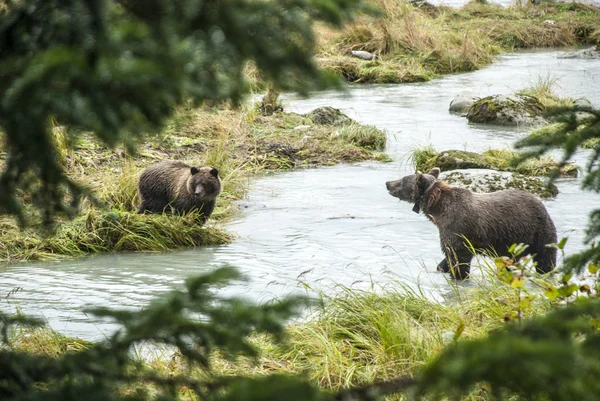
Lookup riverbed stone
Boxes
[349,50,377,60]
[306,107,354,126]
[558,47,600,60]
[574,97,594,111]
[466,94,547,126]
[293,124,311,131]
[439,169,559,198]
[449,95,480,114]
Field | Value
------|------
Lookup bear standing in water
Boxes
[138,160,222,222]
[385,168,557,279]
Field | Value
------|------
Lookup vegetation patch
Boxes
[0,105,389,262]
[412,146,578,178]
[11,262,559,395]
[316,0,600,84]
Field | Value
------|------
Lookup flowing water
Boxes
[1,49,600,341]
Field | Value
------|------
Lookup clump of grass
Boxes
[517,76,575,109]
[412,147,578,177]
[530,122,600,149]
[0,209,232,262]
[335,123,387,151]
[99,160,141,212]
[409,144,437,172]
[9,327,91,356]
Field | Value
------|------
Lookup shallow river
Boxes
[1,49,600,340]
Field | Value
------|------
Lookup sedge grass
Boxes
[9,260,557,400]
[0,209,232,262]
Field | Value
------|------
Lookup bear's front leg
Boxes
[436,258,450,273]
[441,251,472,280]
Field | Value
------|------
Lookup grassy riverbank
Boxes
[10,262,560,399]
[316,0,600,83]
[0,105,389,262]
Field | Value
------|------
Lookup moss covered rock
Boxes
[440,169,558,198]
[306,107,354,126]
[558,47,600,60]
[466,94,546,126]
[414,148,578,178]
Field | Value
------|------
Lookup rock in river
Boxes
[466,94,547,126]
[439,169,559,198]
[449,95,480,114]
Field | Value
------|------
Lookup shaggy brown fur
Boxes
[386,168,557,279]
[138,160,222,222]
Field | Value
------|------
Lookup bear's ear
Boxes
[412,203,420,214]
[428,167,440,178]
[190,167,199,175]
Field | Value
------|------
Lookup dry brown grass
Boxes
[315,0,600,83]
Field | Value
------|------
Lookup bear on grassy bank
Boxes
[385,167,557,279]
[138,160,222,222]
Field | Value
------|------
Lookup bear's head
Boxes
[186,166,222,200]
[385,167,440,213]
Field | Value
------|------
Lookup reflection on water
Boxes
[1,49,600,340]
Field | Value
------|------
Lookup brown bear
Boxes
[385,167,557,279]
[137,160,222,222]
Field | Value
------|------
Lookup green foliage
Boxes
[0,267,315,401]
[0,0,367,225]
[415,300,600,400]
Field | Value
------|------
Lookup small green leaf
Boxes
[558,284,579,297]
[557,237,568,250]
[561,272,573,284]
[588,264,599,274]
[510,277,525,289]
[545,286,560,300]
[454,322,465,341]
[494,257,507,269]
[519,296,533,310]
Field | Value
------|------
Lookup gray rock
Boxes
[558,47,600,60]
[574,97,594,111]
[449,95,480,114]
[293,125,311,131]
[466,94,547,126]
[439,169,558,198]
[306,107,354,126]
[349,50,377,61]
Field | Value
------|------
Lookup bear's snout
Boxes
[386,180,400,194]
